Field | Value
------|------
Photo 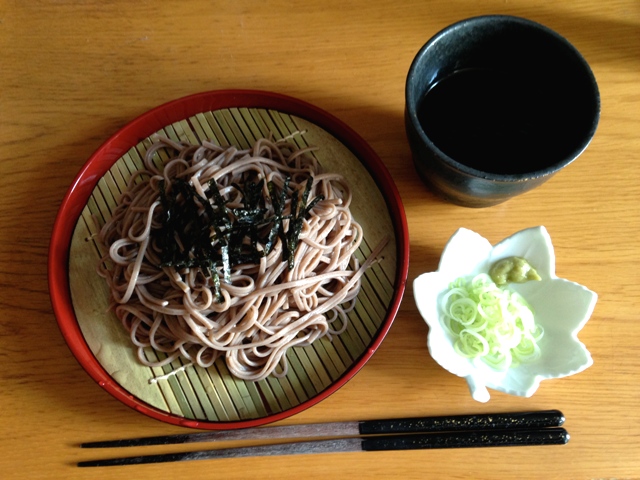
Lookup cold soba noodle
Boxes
[98,135,383,382]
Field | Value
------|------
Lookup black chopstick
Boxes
[81,409,565,448]
[78,410,567,467]
[78,427,569,467]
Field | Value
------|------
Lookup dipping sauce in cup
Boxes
[405,15,600,207]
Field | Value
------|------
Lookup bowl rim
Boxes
[405,14,601,181]
[48,89,410,429]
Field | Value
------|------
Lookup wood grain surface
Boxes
[1,1,639,479]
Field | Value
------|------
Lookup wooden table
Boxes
[1,1,638,478]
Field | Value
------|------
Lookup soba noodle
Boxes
[97,134,383,382]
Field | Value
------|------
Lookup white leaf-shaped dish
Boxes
[414,226,597,402]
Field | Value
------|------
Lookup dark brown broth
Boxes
[417,68,574,175]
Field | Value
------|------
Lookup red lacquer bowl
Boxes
[49,90,409,429]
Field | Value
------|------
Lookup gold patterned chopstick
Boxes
[78,410,567,466]
[79,427,569,467]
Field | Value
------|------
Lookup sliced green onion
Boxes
[440,274,543,371]
[449,297,478,325]
[454,329,489,358]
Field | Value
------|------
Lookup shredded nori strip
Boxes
[282,176,319,269]
[151,175,323,301]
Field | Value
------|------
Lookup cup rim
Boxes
[405,14,601,182]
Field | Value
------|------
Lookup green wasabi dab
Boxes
[489,256,541,286]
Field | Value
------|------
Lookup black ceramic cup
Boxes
[405,15,600,207]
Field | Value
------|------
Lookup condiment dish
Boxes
[414,226,597,402]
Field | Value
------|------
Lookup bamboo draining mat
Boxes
[67,107,398,425]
